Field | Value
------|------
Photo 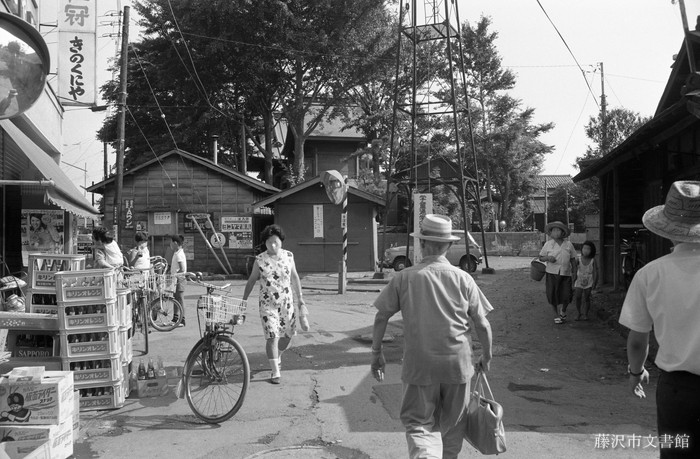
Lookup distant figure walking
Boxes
[620,181,700,458]
[573,241,598,321]
[538,221,577,324]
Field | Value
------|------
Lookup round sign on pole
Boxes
[211,232,226,249]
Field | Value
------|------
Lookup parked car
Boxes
[382,231,483,272]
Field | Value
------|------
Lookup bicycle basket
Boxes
[152,273,176,292]
[199,295,247,325]
[122,270,150,290]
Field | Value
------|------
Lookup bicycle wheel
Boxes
[184,334,249,423]
[131,295,149,355]
[149,295,183,332]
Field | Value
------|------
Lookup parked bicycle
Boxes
[621,229,647,289]
[180,272,249,423]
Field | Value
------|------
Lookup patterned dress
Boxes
[256,250,297,339]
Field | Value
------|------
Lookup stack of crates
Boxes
[27,253,86,315]
[55,268,127,411]
[116,287,133,397]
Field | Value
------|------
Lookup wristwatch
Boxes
[627,365,645,376]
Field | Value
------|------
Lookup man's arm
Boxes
[370,310,394,382]
[626,330,650,398]
[471,313,493,372]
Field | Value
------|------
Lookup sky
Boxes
[54,0,700,191]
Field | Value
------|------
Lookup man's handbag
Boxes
[464,370,507,455]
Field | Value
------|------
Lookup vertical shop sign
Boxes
[57,0,97,106]
[313,205,323,238]
[124,199,134,229]
[220,216,253,249]
[21,209,65,266]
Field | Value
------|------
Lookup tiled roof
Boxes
[534,175,572,191]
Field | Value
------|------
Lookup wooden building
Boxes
[88,149,278,274]
[573,24,700,288]
[279,107,367,187]
[252,176,385,272]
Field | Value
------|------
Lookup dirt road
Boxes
[74,257,661,458]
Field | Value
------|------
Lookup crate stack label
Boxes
[116,288,133,398]
[55,269,124,411]
[27,254,85,315]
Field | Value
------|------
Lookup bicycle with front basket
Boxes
[180,272,250,423]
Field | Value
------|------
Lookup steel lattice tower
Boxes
[379,0,491,273]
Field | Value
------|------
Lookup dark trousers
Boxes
[656,369,700,458]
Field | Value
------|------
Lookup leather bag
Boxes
[464,370,507,455]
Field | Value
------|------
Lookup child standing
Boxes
[573,241,598,321]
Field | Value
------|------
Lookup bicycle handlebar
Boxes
[182,272,231,291]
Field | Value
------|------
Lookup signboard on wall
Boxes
[221,216,252,249]
[184,213,213,233]
[184,235,194,261]
[76,234,92,256]
[124,199,134,229]
[21,209,65,266]
[313,205,323,238]
[57,0,97,106]
[148,212,177,236]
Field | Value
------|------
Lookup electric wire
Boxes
[553,76,593,173]
[535,0,599,109]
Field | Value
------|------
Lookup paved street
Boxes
[73,257,660,458]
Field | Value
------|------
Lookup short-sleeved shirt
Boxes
[171,248,187,290]
[130,246,150,270]
[619,242,700,375]
[96,240,123,268]
[373,255,493,385]
[539,239,576,275]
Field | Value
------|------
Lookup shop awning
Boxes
[0,120,99,219]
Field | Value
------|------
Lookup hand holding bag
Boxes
[464,370,507,455]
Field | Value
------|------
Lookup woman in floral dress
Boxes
[243,225,309,384]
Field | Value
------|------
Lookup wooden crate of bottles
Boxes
[28,289,59,315]
[59,327,120,359]
[57,300,119,331]
[55,269,117,304]
[62,355,122,386]
[5,330,60,358]
[76,381,125,411]
[28,253,86,290]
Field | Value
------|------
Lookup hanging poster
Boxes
[221,216,252,249]
[124,199,134,229]
[184,235,195,261]
[21,209,65,266]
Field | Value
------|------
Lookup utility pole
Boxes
[113,6,129,242]
[103,142,108,180]
[599,62,608,154]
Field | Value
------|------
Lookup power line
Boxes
[535,0,599,109]
[553,74,593,173]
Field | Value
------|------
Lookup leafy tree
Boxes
[572,107,651,219]
[579,107,650,161]
[98,0,395,184]
[457,16,553,228]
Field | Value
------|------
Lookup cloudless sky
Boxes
[457,0,700,177]
[56,0,700,190]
